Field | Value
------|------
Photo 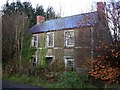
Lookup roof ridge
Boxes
[30,11,98,33]
[45,11,97,22]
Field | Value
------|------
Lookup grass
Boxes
[3,72,96,88]
[3,72,120,89]
[3,73,56,88]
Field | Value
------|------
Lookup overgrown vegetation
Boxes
[53,72,94,88]
[87,1,120,87]
[38,48,47,67]
[88,42,120,85]
[2,1,120,89]
[2,0,60,74]
[3,71,96,88]
[22,33,36,61]
[3,57,97,88]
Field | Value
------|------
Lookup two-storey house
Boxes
[29,2,112,71]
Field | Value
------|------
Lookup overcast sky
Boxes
[0,0,119,17]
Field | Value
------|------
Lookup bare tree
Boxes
[2,12,29,67]
[106,1,120,42]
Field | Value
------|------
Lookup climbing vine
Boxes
[22,33,36,61]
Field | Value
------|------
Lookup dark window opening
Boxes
[45,57,53,65]
[32,56,37,67]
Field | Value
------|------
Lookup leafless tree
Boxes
[106,1,120,42]
[2,12,29,67]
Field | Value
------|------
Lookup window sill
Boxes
[46,46,54,49]
[31,46,38,48]
[64,46,74,49]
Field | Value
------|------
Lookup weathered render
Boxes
[29,2,112,71]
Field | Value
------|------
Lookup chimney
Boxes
[97,2,106,19]
[36,16,45,24]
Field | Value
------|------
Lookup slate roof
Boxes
[29,11,98,34]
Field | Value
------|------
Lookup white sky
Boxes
[0,0,119,17]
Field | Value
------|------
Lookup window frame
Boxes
[31,34,38,47]
[32,55,37,67]
[46,32,54,48]
[64,30,74,47]
[64,56,74,68]
[45,55,54,65]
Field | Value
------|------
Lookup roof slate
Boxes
[29,11,98,34]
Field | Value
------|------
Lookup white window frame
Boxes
[64,56,74,67]
[31,34,38,47]
[46,32,54,48]
[64,30,74,47]
[32,55,37,67]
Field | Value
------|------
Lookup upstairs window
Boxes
[64,30,74,47]
[31,35,38,47]
[46,32,54,47]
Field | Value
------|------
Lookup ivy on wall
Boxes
[22,33,36,61]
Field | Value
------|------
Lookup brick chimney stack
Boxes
[97,2,106,19]
[36,16,45,24]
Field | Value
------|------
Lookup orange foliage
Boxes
[88,41,120,84]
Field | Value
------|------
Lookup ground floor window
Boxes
[45,56,53,65]
[32,55,37,67]
[64,56,74,70]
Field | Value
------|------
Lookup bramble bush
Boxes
[26,60,65,82]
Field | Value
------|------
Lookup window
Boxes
[46,32,54,47]
[64,30,74,47]
[32,55,37,67]
[31,35,38,47]
[45,56,53,65]
[64,56,74,68]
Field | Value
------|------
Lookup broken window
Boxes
[64,30,74,47]
[46,32,54,47]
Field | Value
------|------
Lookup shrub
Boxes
[49,60,65,72]
[53,71,92,88]
[30,60,65,82]
[88,42,120,85]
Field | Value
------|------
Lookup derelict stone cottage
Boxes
[29,2,112,71]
